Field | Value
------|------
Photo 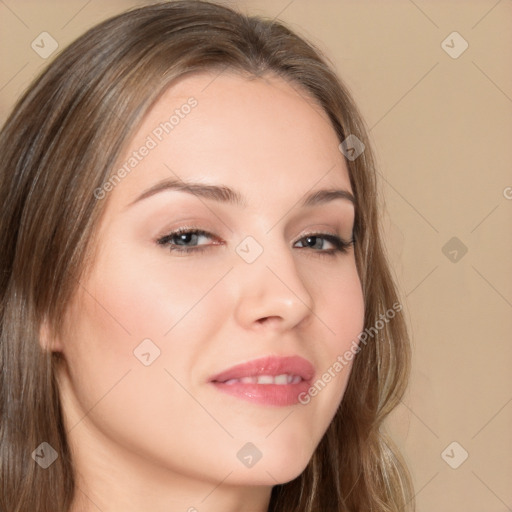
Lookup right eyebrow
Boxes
[127,179,245,209]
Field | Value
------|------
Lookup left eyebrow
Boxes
[300,188,355,208]
[126,178,355,209]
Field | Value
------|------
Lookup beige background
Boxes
[1,1,511,510]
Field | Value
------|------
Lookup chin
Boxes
[229,451,313,487]
[265,459,311,485]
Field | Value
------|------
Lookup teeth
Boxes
[274,374,288,385]
[221,374,302,385]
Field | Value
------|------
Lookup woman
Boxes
[0,1,414,510]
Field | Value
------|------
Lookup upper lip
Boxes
[209,355,315,383]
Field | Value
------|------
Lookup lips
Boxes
[223,374,303,385]
[209,355,315,406]
[209,355,315,384]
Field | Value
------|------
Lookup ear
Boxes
[39,316,64,353]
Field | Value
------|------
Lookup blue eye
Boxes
[294,234,353,254]
[156,228,354,256]
[157,228,216,254]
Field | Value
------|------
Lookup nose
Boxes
[232,237,314,332]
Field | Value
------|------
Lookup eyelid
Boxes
[156,225,354,256]
[156,225,221,246]
[155,224,351,243]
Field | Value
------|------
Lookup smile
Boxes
[222,374,304,385]
[209,356,314,406]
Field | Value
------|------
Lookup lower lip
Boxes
[211,380,311,406]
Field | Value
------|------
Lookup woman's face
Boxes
[54,71,365,504]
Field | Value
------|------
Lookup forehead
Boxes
[110,70,352,210]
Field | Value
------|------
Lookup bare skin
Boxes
[48,71,364,512]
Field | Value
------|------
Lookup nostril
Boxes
[256,316,280,325]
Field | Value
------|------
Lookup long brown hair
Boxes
[0,1,414,510]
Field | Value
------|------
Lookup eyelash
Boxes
[156,227,354,257]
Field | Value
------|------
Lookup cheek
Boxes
[306,261,365,405]
[64,245,231,401]
[85,241,228,341]
[58,265,218,469]
[316,259,365,351]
